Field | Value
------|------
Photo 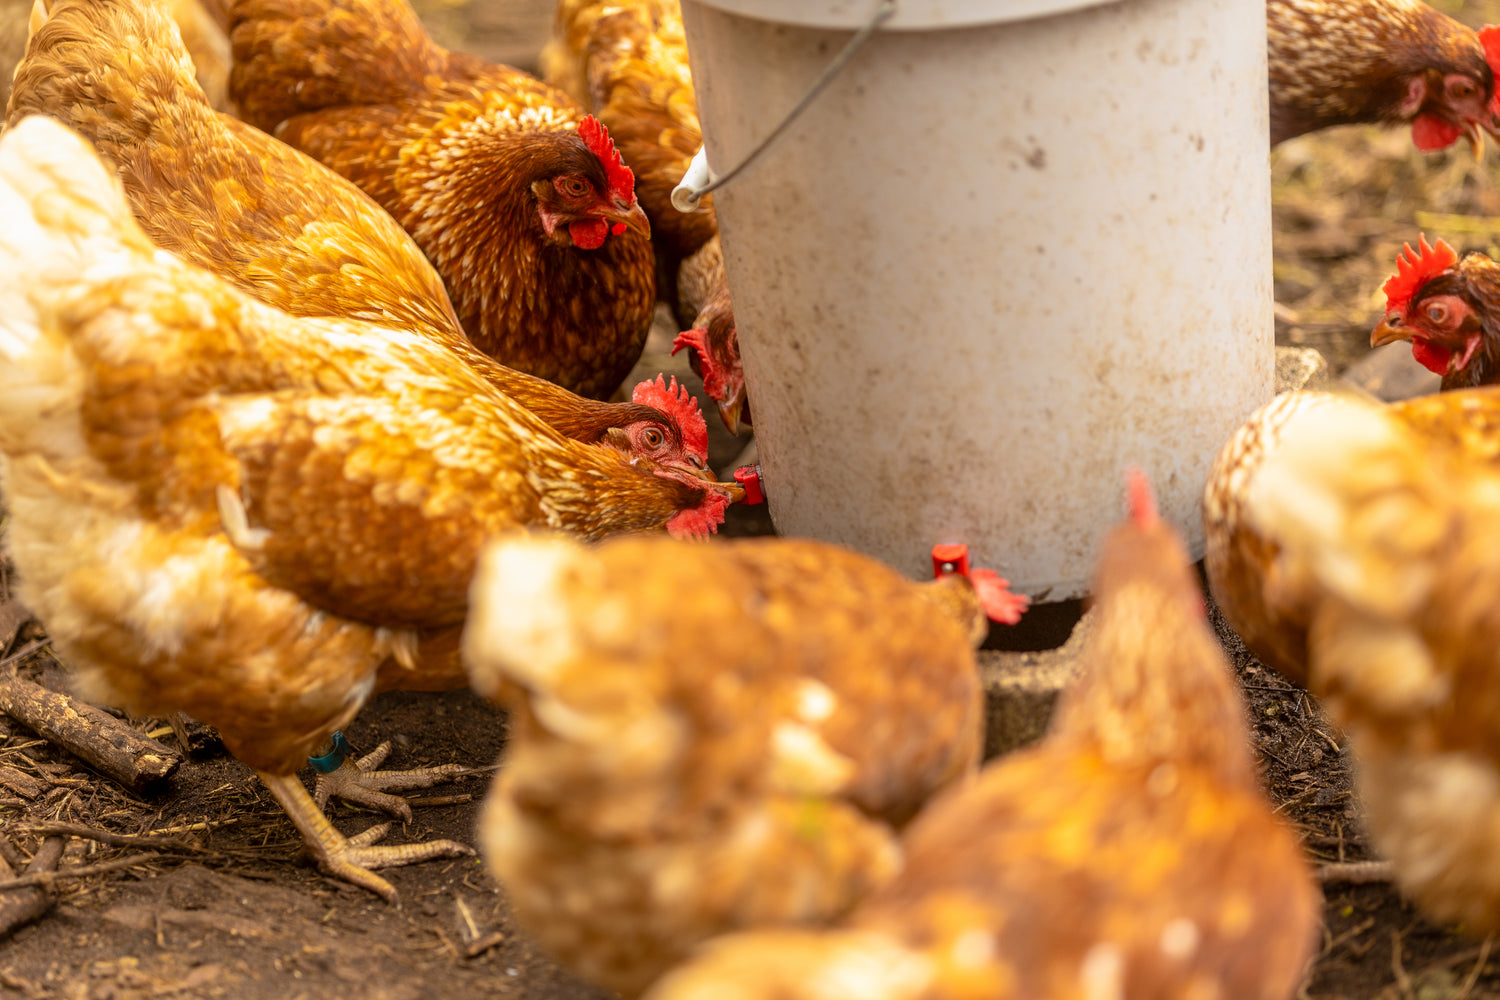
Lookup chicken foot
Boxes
[259,771,474,902]
[309,733,472,820]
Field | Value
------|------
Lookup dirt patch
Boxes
[0,657,612,1000]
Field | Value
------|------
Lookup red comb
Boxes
[632,374,708,463]
[970,569,1029,626]
[577,115,635,204]
[670,327,706,360]
[1126,468,1158,527]
[671,328,725,397]
[1481,26,1500,82]
[1382,235,1458,314]
[931,546,1028,625]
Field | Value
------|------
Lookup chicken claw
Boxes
[310,734,473,821]
[260,771,474,903]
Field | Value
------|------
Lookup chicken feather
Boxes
[463,533,1016,997]
[8,0,700,463]
[0,114,735,899]
[1240,391,1500,932]
[645,478,1318,1000]
[228,0,658,400]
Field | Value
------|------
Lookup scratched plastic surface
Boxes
[682,0,1273,599]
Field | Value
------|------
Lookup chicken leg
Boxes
[308,732,473,819]
[259,771,473,902]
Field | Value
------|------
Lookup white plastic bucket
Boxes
[682,0,1271,599]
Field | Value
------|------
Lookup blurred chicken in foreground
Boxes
[0,114,738,901]
[1269,0,1500,155]
[1370,234,1500,391]
[10,0,706,468]
[1204,386,1500,688]
[228,0,657,401]
[541,0,745,433]
[646,474,1319,1000]
[464,534,1026,997]
[1234,392,1500,933]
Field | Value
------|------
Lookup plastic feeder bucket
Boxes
[680,0,1272,599]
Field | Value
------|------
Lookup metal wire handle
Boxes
[670,0,898,213]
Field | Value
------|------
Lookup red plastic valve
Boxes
[734,464,765,505]
[931,543,970,579]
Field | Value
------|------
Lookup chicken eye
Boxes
[641,427,665,449]
[1425,302,1449,324]
[558,176,591,198]
[1452,81,1477,100]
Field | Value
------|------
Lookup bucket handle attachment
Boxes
[670,0,897,213]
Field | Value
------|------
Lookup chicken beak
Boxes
[716,383,748,437]
[606,199,651,239]
[1466,120,1486,163]
[1370,317,1411,348]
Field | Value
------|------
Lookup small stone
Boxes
[1274,345,1331,394]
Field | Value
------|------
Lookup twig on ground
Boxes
[0,766,41,799]
[0,835,64,940]
[0,673,181,794]
[1388,928,1416,1000]
[1320,860,1395,885]
[406,794,473,808]
[0,851,163,891]
[1452,936,1493,1000]
[18,820,201,852]
[464,932,506,959]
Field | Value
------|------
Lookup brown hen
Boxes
[1269,0,1500,152]
[1370,234,1500,391]
[8,0,706,467]
[645,475,1319,1000]
[1242,391,1500,933]
[0,114,737,901]
[227,0,657,400]
[541,0,745,433]
[1204,384,1500,688]
[462,533,1025,997]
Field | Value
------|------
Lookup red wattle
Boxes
[1411,337,1452,375]
[569,218,609,250]
[1411,114,1461,151]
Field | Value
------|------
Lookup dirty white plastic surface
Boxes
[688,0,1124,30]
[682,0,1272,599]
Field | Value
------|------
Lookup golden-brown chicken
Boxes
[541,0,744,432]
[542,0,717,326]
[1269,0,1500,152]
[462,533,1026,997]
[1242,392,1500,933]
[9,0,707,467]
[1204,385,1500,688]
[0,114,737,901]
[227,0,657,401]
[1369,234,1500,391]
[645,475,1320,1000]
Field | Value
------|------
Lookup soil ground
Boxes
[2,0,1500,997]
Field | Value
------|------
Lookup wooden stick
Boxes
[0,835,64,940]
[0,851,161,892]
[19,821,201,852]
[0,674,181,794]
